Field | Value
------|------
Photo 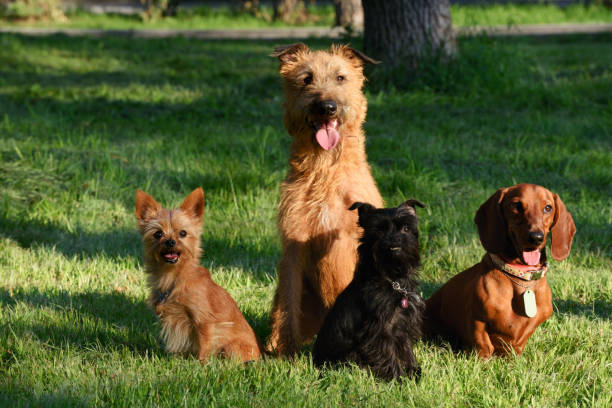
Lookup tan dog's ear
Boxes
[333,44,380,66]
[180,188,205,220]
[550,193,576,261]
[135,190,161,222]
[474,187,512,255]
[270,43,309,65]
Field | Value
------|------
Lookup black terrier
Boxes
[313,200,426,382]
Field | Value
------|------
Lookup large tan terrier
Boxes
[266,43,383,356]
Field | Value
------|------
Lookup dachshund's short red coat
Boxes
[425,184,576,358]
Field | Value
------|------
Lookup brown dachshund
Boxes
[425,184,576,358]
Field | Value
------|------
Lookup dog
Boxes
[135,188,262,362]
[313,200,425,382]
[266,43,384,356]
[424,183,576,358]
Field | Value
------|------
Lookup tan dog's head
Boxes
[271,43,378,152]
[136,188,205,271]
[474,183,576,264]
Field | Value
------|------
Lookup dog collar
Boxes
[389,280,409,309]
[154,283,175,306]
[487,253,547,281]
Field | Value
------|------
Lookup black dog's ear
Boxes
[349,202,376,220]
[398,199,425,217]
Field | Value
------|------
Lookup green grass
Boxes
[0,31,611,407]
[1,3,611,29]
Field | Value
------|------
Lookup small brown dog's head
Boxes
[271,43,378,151]
[474,183,576,265]
[135,188,205,270]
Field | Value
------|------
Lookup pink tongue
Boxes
[522,250,541,266]
[164,253,178,260]
[315,121,339,150]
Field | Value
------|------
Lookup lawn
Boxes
[1,3,611,29]
[0,31,611,407]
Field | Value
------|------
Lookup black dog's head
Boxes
[350,200,425,279]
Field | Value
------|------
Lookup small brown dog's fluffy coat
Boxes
[136,188,262,362]
[266,43,383,356]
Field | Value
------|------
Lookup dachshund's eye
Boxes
[153,230,163,240]
[179,230,187,237]
[337,75,345,82]
[512,202,523,212]
[303,74,313,85]
[544,205,553,213]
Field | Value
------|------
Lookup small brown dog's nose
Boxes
[528,231,544,245]
[165,239,176,248]
[316,100,337,116]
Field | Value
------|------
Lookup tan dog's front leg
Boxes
[266,242,304,357]
[472,320,495,359]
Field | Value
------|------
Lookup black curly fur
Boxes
[313,200,426,382]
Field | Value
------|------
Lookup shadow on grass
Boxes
[0,287,160,356]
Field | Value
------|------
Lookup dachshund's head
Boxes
[474,184,576,265]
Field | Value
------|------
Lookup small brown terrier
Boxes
[266,43,383,356]
[136,188,262,362]
[425,184,576,358]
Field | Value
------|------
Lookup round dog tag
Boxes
[523,289,537,318]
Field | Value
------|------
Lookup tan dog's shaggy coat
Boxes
[266,44,383,356]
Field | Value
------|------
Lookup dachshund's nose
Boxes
[165,239,176,248]
[528,231,544,245]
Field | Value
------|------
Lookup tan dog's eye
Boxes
[544,205,552,213]
[337,75,345,82]
[179,230,187,237]
[304,74,313,85]
[153,230,163,240]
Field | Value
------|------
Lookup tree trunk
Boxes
[162,0,181,17]
[362,0,456,68]
[334,0,363,32]
[274,0,299,21]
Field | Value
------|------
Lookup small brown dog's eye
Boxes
[304,74,312,85]
[337,75,345,82]
[544,205,552,213]
[153,230,163,240]
[512,202,523,212]
[179,230,187,237]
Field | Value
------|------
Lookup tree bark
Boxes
[274,0,300,21]
[362,0,457,68]
[334,0,363,32]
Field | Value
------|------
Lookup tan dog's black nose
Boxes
[529,231,544,245]
[316,100,337,116]
[165,239,176,248]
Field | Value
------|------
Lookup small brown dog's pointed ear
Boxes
[550,193,576,261]
[270,43,309,65]
[399,199,425,216]
[135,190,161,222]
[180,187,205,220]
[474,187,512,255]
[334,44,380,66]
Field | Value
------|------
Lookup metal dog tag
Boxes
[523,289,537,318]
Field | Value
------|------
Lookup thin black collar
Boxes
[154,283,175,306]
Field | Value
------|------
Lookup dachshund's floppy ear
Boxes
[474,187,512,255]
[550,193,576,261]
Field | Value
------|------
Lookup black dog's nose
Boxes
[316,100,337,116]
[165,239,176,248]
[528,231,544,245]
